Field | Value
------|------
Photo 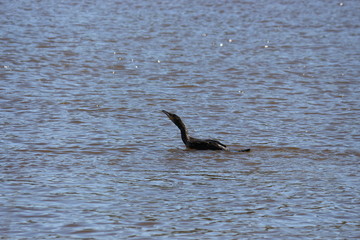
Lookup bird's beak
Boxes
[162,110,173,120]
[162,110,170,116]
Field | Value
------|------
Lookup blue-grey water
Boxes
[1,0,360,239]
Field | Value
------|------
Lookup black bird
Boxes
[162,110,250,152]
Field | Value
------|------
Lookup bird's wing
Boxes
[204,139,227,148]
[187,137,228,150]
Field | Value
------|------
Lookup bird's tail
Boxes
[237,148,251,152]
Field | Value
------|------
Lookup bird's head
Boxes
[162,110,184,127]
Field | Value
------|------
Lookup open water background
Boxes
[1,0,360,239]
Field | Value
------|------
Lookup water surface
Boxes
[1,0,360,239]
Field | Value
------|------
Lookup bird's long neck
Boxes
[175,119,190,146]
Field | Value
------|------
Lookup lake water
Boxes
[1,0,360,239]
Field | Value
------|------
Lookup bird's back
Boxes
[187,137,228,150]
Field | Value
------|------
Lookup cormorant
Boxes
[162,110,250,152]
